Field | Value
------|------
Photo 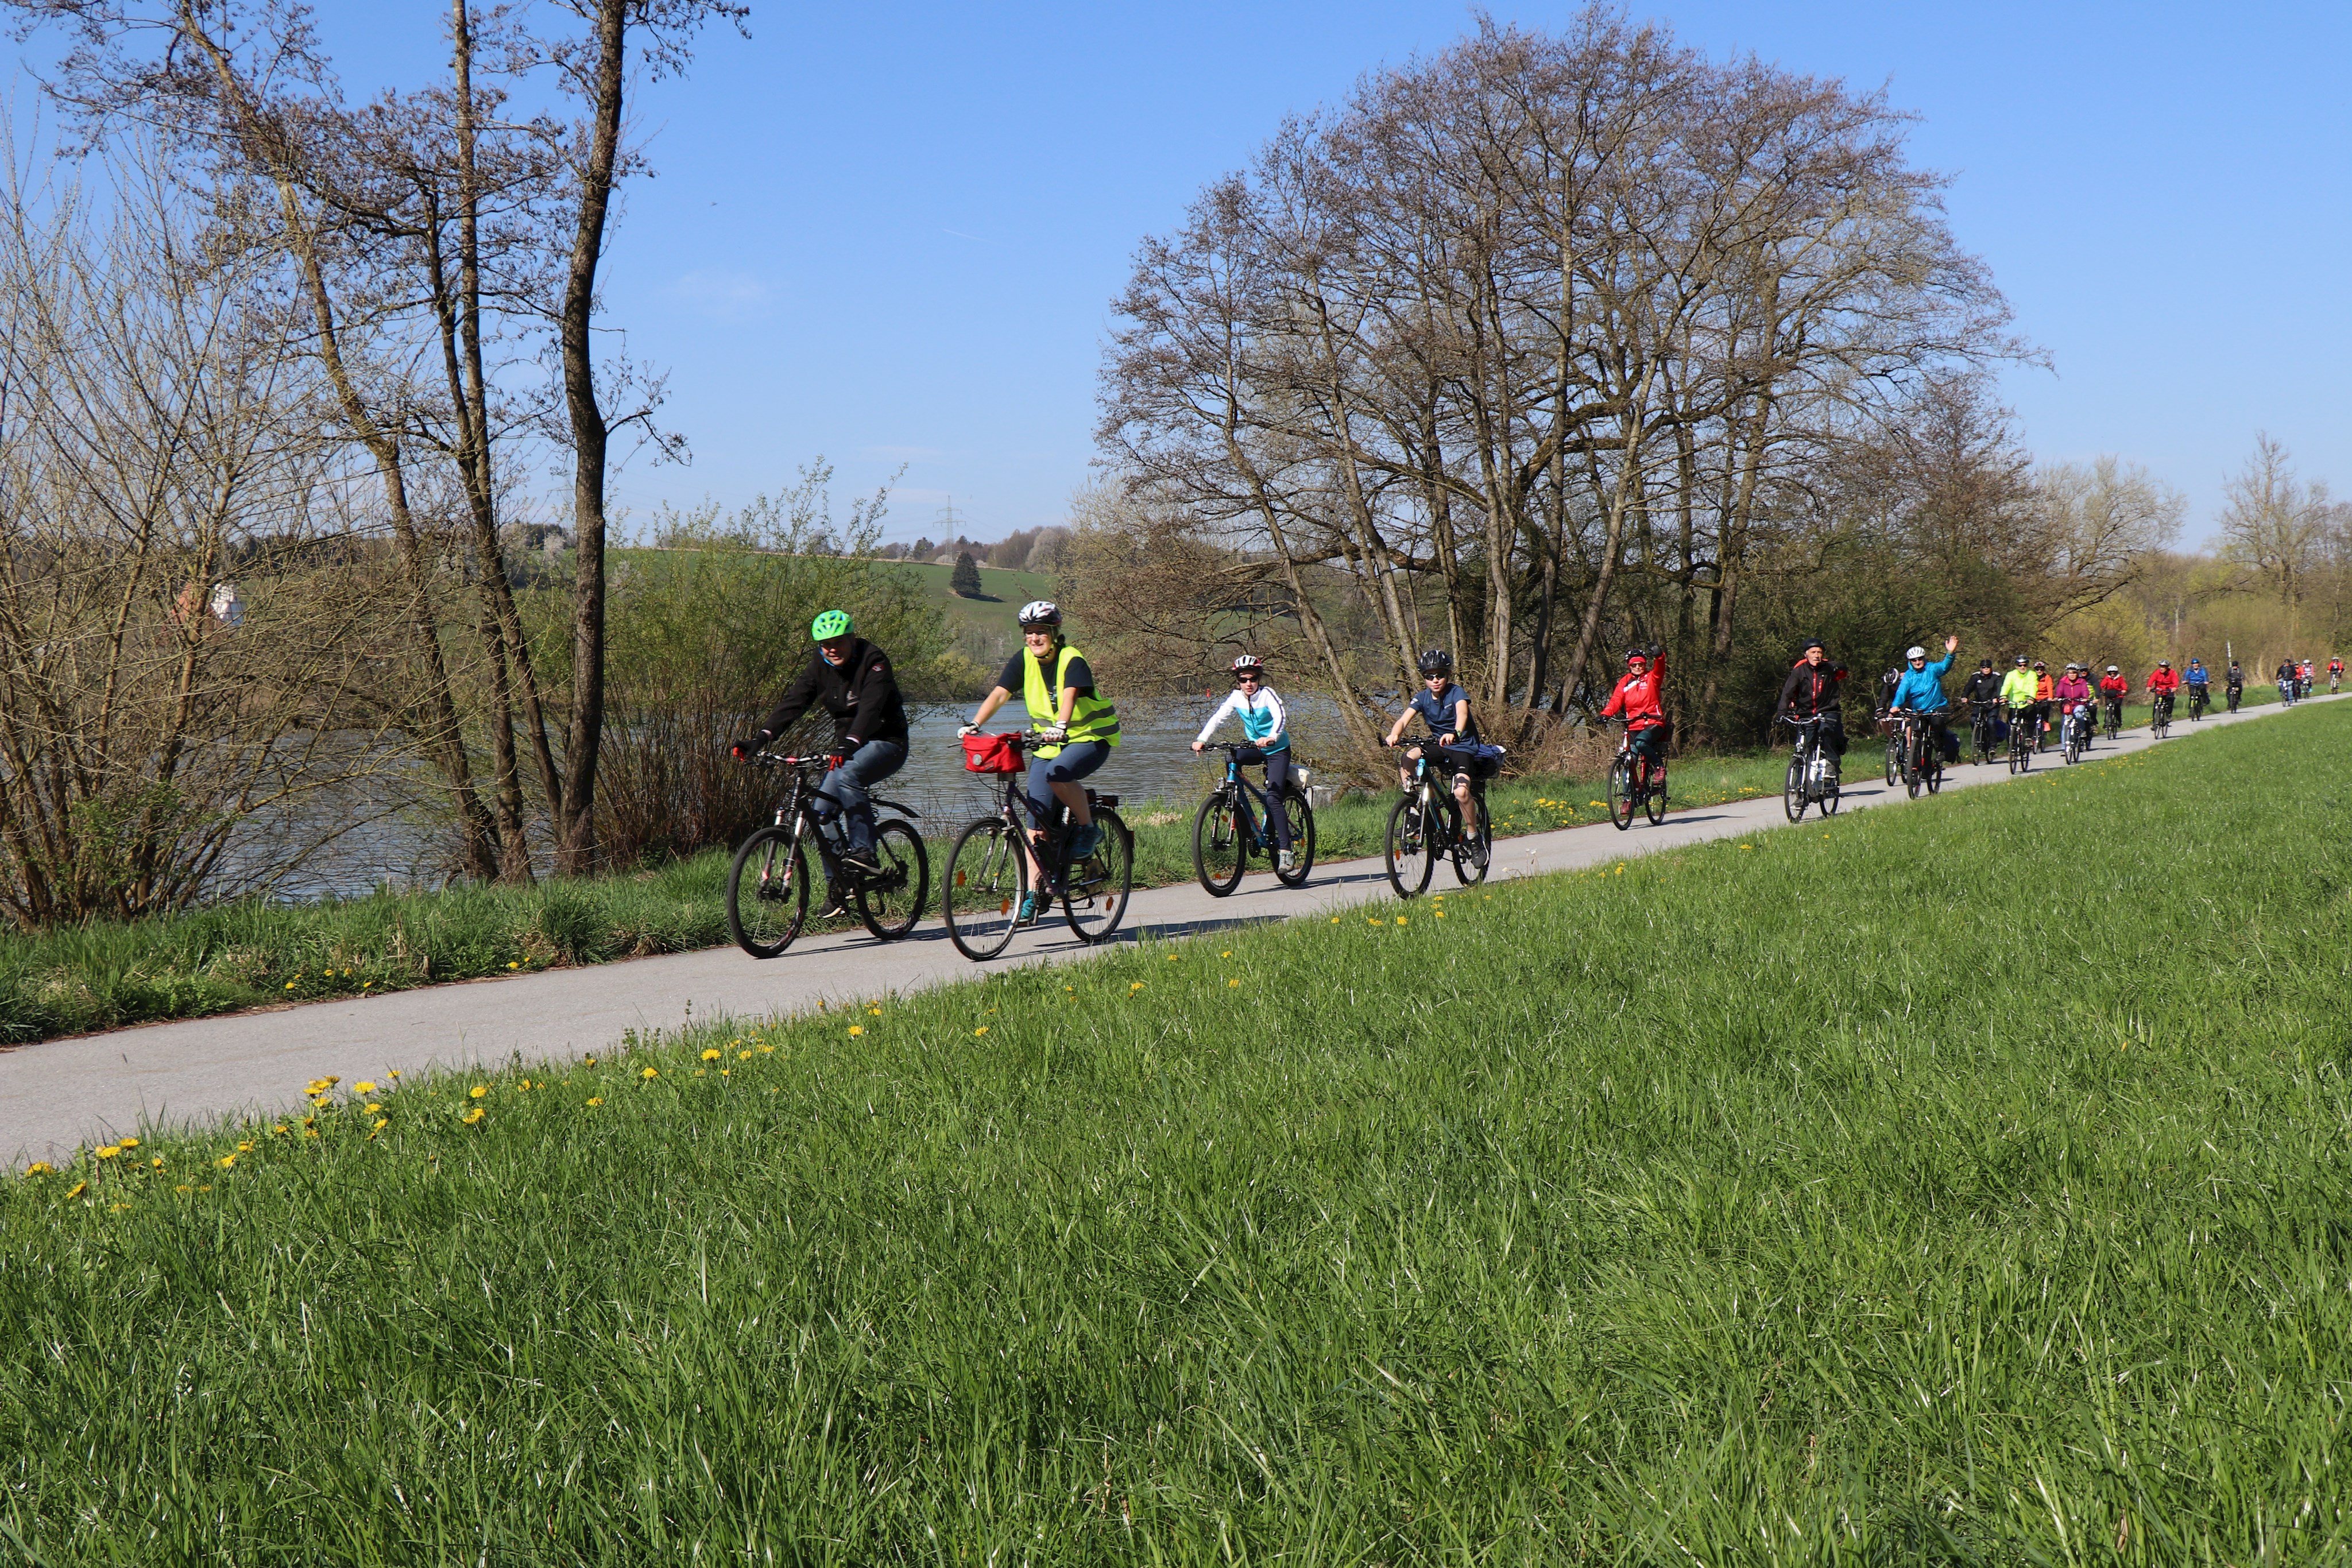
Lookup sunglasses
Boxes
[1236,673,1262,684]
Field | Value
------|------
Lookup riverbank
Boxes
[0,752,1792,1046]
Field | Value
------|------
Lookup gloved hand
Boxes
[1036,726,1070,745]
[957,723,980,738]
[825,752,848,769]
[730,739,761,760]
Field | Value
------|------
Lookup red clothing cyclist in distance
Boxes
[2145,662,2181,696]
[2097,667,2130,702]
[1601,643,1670,784]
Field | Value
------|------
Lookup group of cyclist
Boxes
[734,595,2335,919]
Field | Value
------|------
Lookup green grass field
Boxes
[7,703,2347,1561]
[0,756,1787,1046]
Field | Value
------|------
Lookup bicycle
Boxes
[1968,699,2002,766]
[1191,742,1317,896]
[2103,695,2123,740]
[2225,683,2242,715]
[726,752,929,958]
[2149,691,2173,740]
[1879,711,1901,788]
[1384,742,1491,896]
[2061,702,2091,766]
[1891,709,1945,797]
[1606,725,1668,831]
[1779,714,1842,822]
[942,731,1133,962]
[2006,706,2034,775]
[2187,684,2208,722]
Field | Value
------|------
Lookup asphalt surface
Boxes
[4,691,2333,1165]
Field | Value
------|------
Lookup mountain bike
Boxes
[1384,742,1491,896]
[1606,725,1668,831]
[942,732,1132,961]
[1780,714,1842,822]
[2061,702,2091,766]
[1879,711,1901,787]
[2006,706,2034,775]
[2149,691,2173,739]
[726,752,929,958]
[1192,742,1316,896]
[2226,683,2242,714]
[1968,699,2002,766]
[2103,694,2123,739]
[1891,710,1944,797]
[2187,684,2208,722]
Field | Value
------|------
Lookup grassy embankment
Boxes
[6,703,2347,1561]
[0,752,1786,1045]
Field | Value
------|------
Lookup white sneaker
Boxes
[1278,849,1295,873]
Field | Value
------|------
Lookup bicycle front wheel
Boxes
[1190,790,1244,897]
[1450,793,1490,886]
[1386,793,1436,895]
[1643,765,1668,825]
[726,824,813,959]
[854,819,929,940]
[944,818,1026,962]
[1607,758,1636,831]
[1784,750,1808,822]
[1064,809,1133,943]
[1273,786,1316,887]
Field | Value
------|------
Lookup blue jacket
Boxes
[1889,649,1958,713]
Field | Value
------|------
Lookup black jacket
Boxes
[1776,660,1847,721]
[1959,669,2005,704]
[756,637,909,751]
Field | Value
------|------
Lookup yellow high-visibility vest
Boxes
[1021,644,1119,757]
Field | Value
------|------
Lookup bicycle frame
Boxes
[1214,746,1282,851]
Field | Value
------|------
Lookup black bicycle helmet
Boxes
[1416,648,1452,677]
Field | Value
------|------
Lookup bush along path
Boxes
[3,698,2348,1561]
[0,754,1791,1047]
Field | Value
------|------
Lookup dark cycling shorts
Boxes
[1626,724,1666,764]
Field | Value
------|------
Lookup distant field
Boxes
[9,702,2348,1561]
[877,558,1056,668]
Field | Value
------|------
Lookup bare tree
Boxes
[2219,433,2335,644]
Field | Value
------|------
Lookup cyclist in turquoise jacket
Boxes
[1887,634,1962,762]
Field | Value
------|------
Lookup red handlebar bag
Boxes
[961,733,1023,774]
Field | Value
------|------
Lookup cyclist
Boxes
[2053,663,2095,750]
[1887,636,1962,767]
[1600,642,1670,796]
[2225,660,2245,712]
[2146,659,2180,729]
[1192,653,1298,873]
[1775,637,1849,773]
[2097,664,2129,732]
[734,609,911,916]
[1959,658,2005,760]
[2277,657,2297,706]
[2184,657,2211,715]
[2299,657,2316,699]
[1999,655,2040,748]
[1384,648,1480,814]
[963,600,1120,919]
[2331,656,2344,694]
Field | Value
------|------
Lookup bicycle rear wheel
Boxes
[726,824,813,959]
[1272,786,1316,887]
[1063,809,1133,943]
[1190,790,1244,897]
[1607,758,1636,831]
[1784,750,1808,822]
[1386,793,1436,895]
[1451,793,1490,886]
[854,819,929,940]
[1883,737,1900,787]
[943,818,1026,962]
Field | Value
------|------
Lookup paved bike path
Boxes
[5,694,2335,1165]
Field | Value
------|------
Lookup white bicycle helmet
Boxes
[1905,645,1927,660]
[1016,599,1061,629]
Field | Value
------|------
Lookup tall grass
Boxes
[4,703,2346,1561]
[0,757,1789,1044]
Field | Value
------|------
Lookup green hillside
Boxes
[877,558,1058,671]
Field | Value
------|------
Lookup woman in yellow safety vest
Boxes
[962,600,1120,918]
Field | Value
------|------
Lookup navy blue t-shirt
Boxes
[1410,683,1477,742]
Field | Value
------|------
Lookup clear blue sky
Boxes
[292,4,2352,545]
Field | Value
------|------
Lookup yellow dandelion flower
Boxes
[469,1086,488,1099]
[738,1050,752,1060]
[586,1097,604,1107]
[640,1067,658,1080]
[701,1048,722,1062]
[1129,981,1145,991]
[1220,950,1232,957]
[365,1103,382,1114]
[285,982,296,990]
[109,1201,130,1213]
[387,1068,400,1077]
[759,1044,774,1054]
[118,1136,139,1149]
[848,1025,864,1037]
[149,1157,163,1168]
[693,1068,707,1077]
[372,1118,388,1131]
[1434,910,1446,918]
[867,1006,881,1016]
[362,981,373,989]
[461,1107,485,1125]
[974,1026,989,1036]
[217,1156,235,1170]
[311,1096,332,1109]
[353,1081,375,1095]
[95,1145,119,1160]
[23,1162,52,1176]
[65,1182,87,1198]
[507,962,520,970]
[1332,917,1341,924]
[175,1184,191,1193]
[1167,953,1179,962]
[1227,978,1240,988]
[238,1141,254,1153]
[720,1068,730,1078]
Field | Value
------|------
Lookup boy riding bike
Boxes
[1192,653,1298,873]
[1383,649,1480,812]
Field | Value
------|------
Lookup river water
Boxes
[256,696,1342,903]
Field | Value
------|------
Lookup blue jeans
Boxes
[1024,740,1109,831]
[814,739,906,853]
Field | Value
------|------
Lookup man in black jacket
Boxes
[1775,637,1848,771]
[734,610,908,896]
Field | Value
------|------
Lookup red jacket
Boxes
[1601,655,1667,731]
[2097,675,2129,699]
[2146,667,2180,695]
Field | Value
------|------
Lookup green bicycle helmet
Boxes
[810,609,853,641]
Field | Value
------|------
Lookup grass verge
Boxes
[0,753,1788,1046]
[5,704,2347,1560]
